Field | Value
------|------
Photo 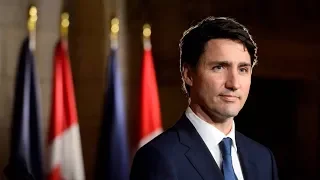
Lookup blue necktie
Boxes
[219,137,237,180]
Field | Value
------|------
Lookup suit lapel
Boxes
[174,114,224,180]
[236,132,258,180]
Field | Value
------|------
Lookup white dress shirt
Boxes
[185,107,244,180]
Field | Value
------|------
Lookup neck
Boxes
[189,104,233,135]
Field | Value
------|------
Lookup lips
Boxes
[219,94,239,102]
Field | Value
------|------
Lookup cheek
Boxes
[243,77,251,87]
[241,78,251,94]
[200,74,223,94]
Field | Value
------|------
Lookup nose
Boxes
[225,69,240,91]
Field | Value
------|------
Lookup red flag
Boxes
[138,37,163,148]
[47,39,85,180]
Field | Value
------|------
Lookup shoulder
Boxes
[236,131,270,152]
[132,124,188,169]
[130,128,180,180]
[236,131,279,179]
[236,131,276,161]
[137,127,180,157]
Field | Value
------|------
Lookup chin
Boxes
[208,109,239,122]
[218,109,240,119]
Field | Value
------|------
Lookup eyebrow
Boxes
[206,60,229,66]
[207,60,251,67]
[239,62,252,67]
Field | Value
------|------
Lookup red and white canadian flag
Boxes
[47,39,85,180]
[137,31,163,149]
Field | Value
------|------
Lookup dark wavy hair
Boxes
[179,16,257,96]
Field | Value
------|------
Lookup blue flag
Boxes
[94,46,129,180]
[4,37,43,180]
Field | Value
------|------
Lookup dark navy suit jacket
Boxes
[130,114,279,180]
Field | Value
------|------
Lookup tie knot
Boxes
[219,137,233,156]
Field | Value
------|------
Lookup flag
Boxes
[47,39,85,180]
[94,43,129,180]
[4,37,44,180]
[137,38,163,148]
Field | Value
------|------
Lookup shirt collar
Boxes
[185,107,237,151]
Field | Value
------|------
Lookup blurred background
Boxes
[0,0,319,179]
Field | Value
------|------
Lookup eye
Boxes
[212,65,223,71]
[239,67,250,73]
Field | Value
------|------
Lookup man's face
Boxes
[185,39,252,121]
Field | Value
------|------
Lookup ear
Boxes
[182,64,193,87]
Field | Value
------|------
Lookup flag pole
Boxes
[27,5,37,52]
[143,23,151,50]
[110,17,119,49]
[60,12,69,39]
[60,12,69,51]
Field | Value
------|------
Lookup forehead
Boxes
[200,39,251,64]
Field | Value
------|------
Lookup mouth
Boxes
[219,94,239,102]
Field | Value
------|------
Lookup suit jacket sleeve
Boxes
[268,148,279,180]
[130,145,177,180]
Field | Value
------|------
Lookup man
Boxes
[130,16,279,180]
